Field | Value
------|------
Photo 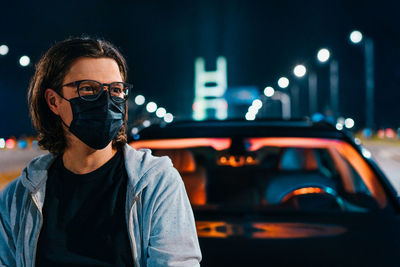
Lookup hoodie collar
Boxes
[23,144,171,196]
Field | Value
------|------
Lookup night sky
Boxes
[1,0,400,138]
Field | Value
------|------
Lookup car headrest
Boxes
[279,148,318,171]
[153,149,196,173]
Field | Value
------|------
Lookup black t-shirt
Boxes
[36,151,134,267]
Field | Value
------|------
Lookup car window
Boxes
[134,137,389,212]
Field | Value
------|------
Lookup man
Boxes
[0,37,201,266]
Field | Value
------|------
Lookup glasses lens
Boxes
[110,82,129,100]
[78,80,103,100]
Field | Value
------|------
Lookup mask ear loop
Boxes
[53,90,71,129]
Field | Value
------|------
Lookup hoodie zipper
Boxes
[31,193,43,267]
[128,195,140,267]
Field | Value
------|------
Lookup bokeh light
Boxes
[350,30,363,44]
[19,55,30,67]
[317,48,330,63]
[0,45,9,56]
[264,86,275,97]
[293,65,306,78]
[278,77,289,88]
[164,113,173,123]
[146,102,157,113]
[156,107,167,118]
[135,95,145,105]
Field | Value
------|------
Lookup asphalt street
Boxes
[363,142,400,195]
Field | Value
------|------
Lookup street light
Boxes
[315,48,339,117]
[278,77,289,88]
[350,30,363,44]
[317,48,330,63]
[264,86,275,97]
[349,30,374,129]
[0,45,9,56]
[293,64,307,78]
[134,95,145,105]
[270,91,291,119]
[146,102,157,113]
[19,55,30,67]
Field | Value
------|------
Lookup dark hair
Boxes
[28,36,128,155]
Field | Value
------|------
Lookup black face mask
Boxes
[60,92,126,150]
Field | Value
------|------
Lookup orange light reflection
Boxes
[130,138,231,151]
[281,187,325,202]
[248,137,387,208]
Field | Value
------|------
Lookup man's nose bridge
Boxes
[103,83,111,91]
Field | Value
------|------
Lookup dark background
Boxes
[1,0,400,137]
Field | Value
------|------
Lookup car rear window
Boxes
[132,137,388,212]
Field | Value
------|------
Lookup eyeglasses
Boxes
[62,80,132,101]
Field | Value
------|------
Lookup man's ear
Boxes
[44,88,61,115]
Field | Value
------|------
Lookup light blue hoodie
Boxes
[0,144,202,267]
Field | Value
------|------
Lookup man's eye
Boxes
[80,86,94,92]
[111,87,122,93]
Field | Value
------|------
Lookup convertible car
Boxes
[129,119,400,266]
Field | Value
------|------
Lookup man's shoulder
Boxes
[0,172,29,215]
[0,152,54,211]
[123,144,177,190]
[124,144,173,176]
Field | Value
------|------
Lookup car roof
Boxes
[131,119,354,143]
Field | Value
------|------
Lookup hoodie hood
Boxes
[21,144,172,198]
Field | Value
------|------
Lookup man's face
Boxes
[48,57,123,144]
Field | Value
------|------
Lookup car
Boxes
[129,119,400,266]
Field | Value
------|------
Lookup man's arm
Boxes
[145,167,202,267]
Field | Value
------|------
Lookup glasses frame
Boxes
[61,79,132,102]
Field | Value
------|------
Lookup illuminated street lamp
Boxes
[315,47,339,118]
[134,95,145,105]
[350,30,363,44]
[317,48,330,63]
[146,102,157,113]
[345,118,355,129]
[293,65,307,78]
[0,45,9,56]
[278,77,289,88]
[19,55,30,67]
[264,86,275,97]
[270,91,291,119]
[349,30,374,129]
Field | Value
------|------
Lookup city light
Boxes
[164,113,173,123]
[248,105,259,115]
[142,120,151,127]
[293,65,306,78]
[156,107,167,118]
[317,48,330,63]
[345,118,355,129]
[278,77,289,88]
[0,138,5,149]
[134,95,145,105]
[245,112,256,121]
[0,45,9,56]
[131,127,139,135]
[336,123,344,130]
[19,55,30,67]
[5,138,16,149]
[252,99,262,109]
[17,140,28,149]
[350,30,363,44]
[264,86,275,97]
[362,147,372,159]
[146,102,157,113]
